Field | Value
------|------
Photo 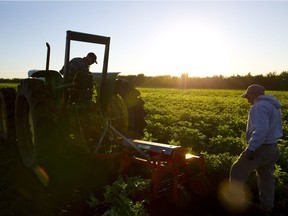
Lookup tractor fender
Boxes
[27,70,64,100]
[28,70,63,84]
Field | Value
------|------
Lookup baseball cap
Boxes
[87,52,97,64]
[241,84,265,98]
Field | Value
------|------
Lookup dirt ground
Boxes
[1,138,285,216]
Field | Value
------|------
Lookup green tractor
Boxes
[14,31,146,167]
[0,31,207,207]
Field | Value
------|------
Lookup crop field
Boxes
[139,87,288,213]
[140,88,288,150]
[1,83,287,215]
[0,83,17,88]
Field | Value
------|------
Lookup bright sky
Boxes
[1,0,288,79]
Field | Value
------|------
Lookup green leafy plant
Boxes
[140,88,288,212]
[88,176,150,216]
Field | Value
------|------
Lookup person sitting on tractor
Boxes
[60,52,97,102]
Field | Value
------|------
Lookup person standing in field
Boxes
[229,84,282,215]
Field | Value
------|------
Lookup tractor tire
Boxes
[15,79,58,170]
[114,79,146,138]
[0,87,16,143]
[106,94,129,135]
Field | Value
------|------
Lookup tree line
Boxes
[1,71,288,90]
[119,71,288,90]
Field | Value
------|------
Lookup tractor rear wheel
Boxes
[0,87,16,143]
[106,94,129,135]
[114,79,146,138]
[15,79,58,170]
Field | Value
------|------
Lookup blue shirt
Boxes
[246,95,283,151]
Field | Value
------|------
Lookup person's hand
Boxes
[245,149,255,160]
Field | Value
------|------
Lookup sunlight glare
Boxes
[150,23,231,77]
[34,164,50,187]
[218,180,251,214]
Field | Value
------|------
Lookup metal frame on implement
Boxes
[118,139,206,204]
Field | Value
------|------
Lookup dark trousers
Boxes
[230,144,279,210]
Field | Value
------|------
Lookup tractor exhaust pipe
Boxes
[46,42,50,70]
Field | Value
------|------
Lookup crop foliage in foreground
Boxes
[140,88,288,208]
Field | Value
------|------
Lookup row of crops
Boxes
[139,88,288,209]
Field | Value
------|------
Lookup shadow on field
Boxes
[1,137,286,216]
[0,139,54,215]
[0,138,112,216]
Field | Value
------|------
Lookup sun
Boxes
[147,23,232,77]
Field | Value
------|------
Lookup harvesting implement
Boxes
[0,30,206,206]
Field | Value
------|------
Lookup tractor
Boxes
[0,30,206,208]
